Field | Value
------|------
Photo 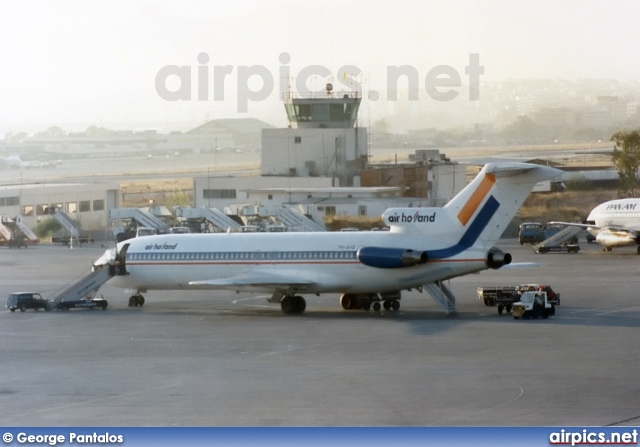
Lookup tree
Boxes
[33,218,62,240]
[611,130,640,197]
[166,190,191,209]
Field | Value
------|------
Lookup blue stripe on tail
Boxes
[429,196,500,259]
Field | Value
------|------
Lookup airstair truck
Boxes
[533,224,583,254]
[46,249,116,306]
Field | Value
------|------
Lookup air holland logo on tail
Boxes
[457,173,496,226]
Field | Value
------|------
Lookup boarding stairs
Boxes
[109,208,170,232]
[534,225,583,250]
[174,207,242,231]
[276,207,326,232]
[47,265,113,304]
[47,208,81,237]
[423,281,457,314]
[0,215,38,245]
[15,215,38,241]
[0,216,12,242]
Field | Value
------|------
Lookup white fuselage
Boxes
[588,199,640,227]
[587,198,640,248]
[110,231,489,294]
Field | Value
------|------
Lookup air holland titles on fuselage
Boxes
[386,211,436,224]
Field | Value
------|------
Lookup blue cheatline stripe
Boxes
[428,195,500,259]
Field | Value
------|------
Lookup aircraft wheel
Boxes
[340,294,355,310]
[391,300,400,311]
[294,296,306,314]
[498,304,504,315]
[383,301,392,311]
[373,302,381,312]
[281,296,295,314]
[128,296,136,307]
[137,295,145,306]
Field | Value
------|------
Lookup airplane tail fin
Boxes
[444,162,563,248]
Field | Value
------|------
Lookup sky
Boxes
[1,0,640,133]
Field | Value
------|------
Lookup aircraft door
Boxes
[113,243,130,276]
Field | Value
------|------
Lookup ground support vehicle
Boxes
[6,292,53,312]
[532,224,583,254]
[518,222,544,245]
[534,244,580,254]
[56,296,108,311]
[511,291,556,319]
[519,222,579,246]
[7,234,28,248]
[52,232,94,245]
[476,286,519,314]
[478,284,560,315]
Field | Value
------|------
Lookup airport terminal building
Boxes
[0,182,119,232]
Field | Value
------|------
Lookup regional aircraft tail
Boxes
[383,162,564,252]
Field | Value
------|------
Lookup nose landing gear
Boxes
[128,292,145,307]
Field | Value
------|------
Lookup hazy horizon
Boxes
[2,0,640,134]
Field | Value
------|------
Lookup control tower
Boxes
[261,83,368,186]
[283,83,361,129]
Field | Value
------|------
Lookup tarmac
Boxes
[1,238,639,426]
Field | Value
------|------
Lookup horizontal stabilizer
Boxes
[501,262,542,269]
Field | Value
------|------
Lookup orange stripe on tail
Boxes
[457,173,495,225]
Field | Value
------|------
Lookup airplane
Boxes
[551,198,640,254]
[98,162,562,314]
[0,155,23,169]
[0,154,60,169]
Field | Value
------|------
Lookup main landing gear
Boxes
[340,293,401,312]
[281,295,306,314]
[128,292,145,307]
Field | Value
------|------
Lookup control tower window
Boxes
[295,104,313,121]
[312,104,330,121]
[329,104,347,122]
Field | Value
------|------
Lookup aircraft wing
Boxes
[189,270,317,289]
[550,221,640,235]
[548,221,601,230]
